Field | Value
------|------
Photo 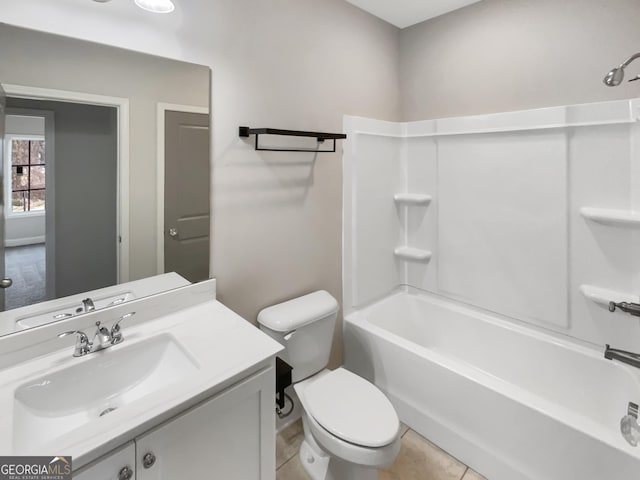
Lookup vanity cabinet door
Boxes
[136,367,275,480]
[73,442,136,480]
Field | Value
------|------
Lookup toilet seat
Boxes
[303,368,399,448]
[295,368,401,468]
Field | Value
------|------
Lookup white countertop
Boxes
[0,293,283,469]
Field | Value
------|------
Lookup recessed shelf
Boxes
[393,194,432,206]
[394,247,432,262]
[580,207,640,227]
[579,284,639,308]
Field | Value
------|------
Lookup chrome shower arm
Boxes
[620,52,640,68]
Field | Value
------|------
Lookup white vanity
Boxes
[0,279,283,479]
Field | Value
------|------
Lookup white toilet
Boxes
[258,290,401,480]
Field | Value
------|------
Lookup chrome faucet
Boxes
[57,312,136,357]
[58,330,91,357]
[82,297,96,312]
[604,344,640,370]
[609,301,640,317]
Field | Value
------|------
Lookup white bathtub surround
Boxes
[343,98,640,480]
[343,97,640,351]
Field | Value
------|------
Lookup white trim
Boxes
[156,103,209,275]
[351,98,640,140]
[3,84,131,283]
[5,236,45,247]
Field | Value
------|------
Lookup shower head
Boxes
[604,53,640,87]
[604,66,625,87]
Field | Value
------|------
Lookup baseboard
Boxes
[5,236,45,247]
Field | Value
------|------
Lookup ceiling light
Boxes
[134,0,175,14]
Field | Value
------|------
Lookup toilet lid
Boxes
[303,368,399,448]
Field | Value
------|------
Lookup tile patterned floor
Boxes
[276,419,488,480]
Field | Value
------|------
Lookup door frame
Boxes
[155,103,209,275]
[2,84,130,283]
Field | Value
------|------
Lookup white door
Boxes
[136,369,275,480]
[164,110,210,283]
[73,443,136,480]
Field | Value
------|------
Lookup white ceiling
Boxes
[344,0,482,29]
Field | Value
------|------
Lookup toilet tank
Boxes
[257,290,338,382]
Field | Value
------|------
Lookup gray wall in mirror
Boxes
[7,99,118,300]
[0,24,210,326]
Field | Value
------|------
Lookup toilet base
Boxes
[299,439,378,480]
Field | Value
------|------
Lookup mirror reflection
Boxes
[0,24,211,336]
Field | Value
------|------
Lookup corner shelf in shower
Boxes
[579,284,639,308]
[394,247,432,262]
[393,193,432,206]
[580,207,640,227]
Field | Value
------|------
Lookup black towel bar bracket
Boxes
[239,126,347,153]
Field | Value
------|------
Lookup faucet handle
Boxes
[111,312,135,344]
[58,330,88,341]
[58,330,90,357]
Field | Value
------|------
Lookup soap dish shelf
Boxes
[579,284,639,308]
[394,193,432,206]
[580,207,640,227]
[394,247,432,262]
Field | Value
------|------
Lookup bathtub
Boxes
[343,290,640,480]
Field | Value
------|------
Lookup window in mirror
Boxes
[7,138,46,214]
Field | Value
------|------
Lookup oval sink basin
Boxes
[13,334,199,451]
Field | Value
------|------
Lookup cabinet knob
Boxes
[169,228,178,238]
[118,466,134,480]
[142,452,156,469]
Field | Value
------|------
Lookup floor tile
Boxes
[277,453,312,480]
[462,468,488,480]
[276,419,305,469]
[380,430,467,480]
[400,422,410,437]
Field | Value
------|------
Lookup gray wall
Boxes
[7,98,117,298]
[400,0,640,120]
[0,24,210,281]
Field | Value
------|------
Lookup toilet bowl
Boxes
[257,291,401,480]
[295,369,401,480]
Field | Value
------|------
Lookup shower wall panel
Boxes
[344,98,640,349]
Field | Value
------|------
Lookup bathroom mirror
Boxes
[0,24,211,336]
